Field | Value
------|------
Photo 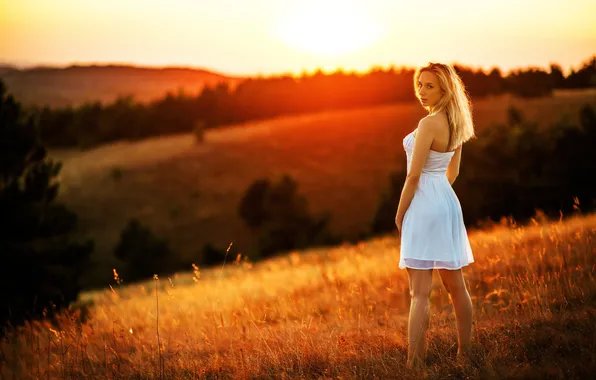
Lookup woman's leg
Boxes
[406,268,433,369]
[438,269,473,358]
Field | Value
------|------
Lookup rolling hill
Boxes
[0,64,243,108]
[49,89,596,288]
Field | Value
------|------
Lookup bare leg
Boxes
[438,269,473,359]
[406,268,433,369]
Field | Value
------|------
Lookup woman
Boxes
[394,62,475,369]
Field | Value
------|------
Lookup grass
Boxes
[50,90,596,288]
[1,212,595,379]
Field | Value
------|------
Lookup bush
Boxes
[114,218,173,282]
[199,243,230,266]
[371,170,407,234]
[193,120,206,144]
[238,174,339,257]
[0,80,93,329]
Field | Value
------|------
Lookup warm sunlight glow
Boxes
[1,0,594,75]
[275,0,384,57]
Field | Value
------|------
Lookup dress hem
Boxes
[398,261,474,271]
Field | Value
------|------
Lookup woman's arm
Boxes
[395,119,435,231]
[446,145,462,185]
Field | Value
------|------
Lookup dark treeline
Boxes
[24,56,596,149]
[372,104,596,235]
[0,81,93,330]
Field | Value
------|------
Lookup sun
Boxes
[275,1,383,57]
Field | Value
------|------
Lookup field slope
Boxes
[50,90,596,287]
[2,213,595,379]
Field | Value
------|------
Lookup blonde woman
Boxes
[394,62,475,369]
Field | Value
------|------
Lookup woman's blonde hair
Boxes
[414,62,475,151]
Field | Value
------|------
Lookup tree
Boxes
[238,178,271,229]
[371,170,407,234]
[0,80,93,328]
[549,64,566,88]
[114,218,173,282]
[565,56,596,88]
[238,175,338,257]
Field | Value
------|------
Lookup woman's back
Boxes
[403,130,454,175]
[422,112,454,153]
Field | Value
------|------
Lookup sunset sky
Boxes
[1,0,595,76]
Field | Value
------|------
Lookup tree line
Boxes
[372,104,596,234]
[22,55,596,149]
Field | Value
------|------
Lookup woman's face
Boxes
[416,70,442,109]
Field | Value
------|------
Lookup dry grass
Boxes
[2,212,595,379]
[50,91,596,287]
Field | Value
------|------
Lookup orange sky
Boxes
[1,0,595,76]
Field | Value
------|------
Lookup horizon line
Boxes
[1,55,595,78]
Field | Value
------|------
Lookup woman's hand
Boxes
[395,214,403,237]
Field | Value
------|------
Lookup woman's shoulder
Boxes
[418,112,447,132]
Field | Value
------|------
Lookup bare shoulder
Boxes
[417,114,443,134]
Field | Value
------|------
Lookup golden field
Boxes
[50,90,596,287]
[1,212,595,379]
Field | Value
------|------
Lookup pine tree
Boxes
[0,80,93,328]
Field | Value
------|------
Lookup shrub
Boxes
[114,218,173,282]
[238,174,339,257]
[371,170,407,234]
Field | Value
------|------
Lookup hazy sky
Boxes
[1,0,595,76]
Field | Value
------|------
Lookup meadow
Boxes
[51,90,596,288]
[1,211,595,379]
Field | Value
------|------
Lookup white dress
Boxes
[398,130,474,270]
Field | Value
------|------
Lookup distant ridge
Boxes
[0,64,243,108]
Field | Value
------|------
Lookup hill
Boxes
[49,89,596,288]
[0,64,242,107]
[1,211,595,378]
